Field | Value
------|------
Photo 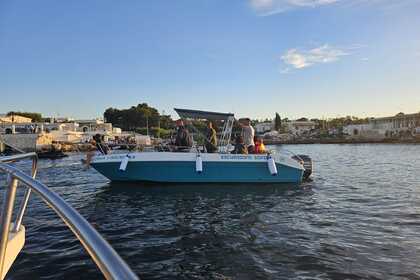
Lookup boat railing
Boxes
[0,153,138,280]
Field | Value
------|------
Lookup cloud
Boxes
[281,44,349,71]
[250,0,339,15]
[250,0,418,16]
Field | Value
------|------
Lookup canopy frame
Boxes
[174,108,235,152]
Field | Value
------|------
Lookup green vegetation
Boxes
[104,103,173,136]
[135,127,172,138]
[325,116,370,129]
[7,111,42,122]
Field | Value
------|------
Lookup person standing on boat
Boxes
[240,118,255,153]
[205,121,217,153]
[175,119,192,151]
[93,133,109,155]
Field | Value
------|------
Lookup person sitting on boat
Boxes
[254,136,266,154]
[240,118,255,153]
[93,133,109,155]
[231,135,248,154]
[175,119,193,151]
[205,121,217,153]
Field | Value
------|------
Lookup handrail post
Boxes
[0,162,138,279]
[13,156,37,232]
[0,175,18,277]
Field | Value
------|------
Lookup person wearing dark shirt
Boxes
[93,133,109,154]
[231,135,248,154]
[175,120,192,151]
[205,121,218,153]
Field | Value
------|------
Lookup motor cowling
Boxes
[292,154,312,180]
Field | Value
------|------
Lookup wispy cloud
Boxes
[249,0,418,16]
[281,44,349,72]
[250,0,339,15]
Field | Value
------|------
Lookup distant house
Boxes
[50,117,75,123]
[370,112,420,134]
[343,112,420,139]
[285,120,316,136]
[75,119,112,133]
[343,124,375,137]
[0,114,32,123]
[255,122,273,134]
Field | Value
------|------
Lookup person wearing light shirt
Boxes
[240,118,255,154]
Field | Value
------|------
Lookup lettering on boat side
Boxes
[220,155,267,160]
[95,155,127,161]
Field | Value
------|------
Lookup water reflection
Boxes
[4,144,420,279]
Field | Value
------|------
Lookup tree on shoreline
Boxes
[274,113,282,131]
[104,103,173,135]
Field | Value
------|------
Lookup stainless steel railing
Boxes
[0,153,138,280]
[0,152,37,233]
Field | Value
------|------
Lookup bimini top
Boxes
[174,108,234,121]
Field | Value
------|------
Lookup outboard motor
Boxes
[292,154,313,180]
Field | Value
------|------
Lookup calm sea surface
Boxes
[2,144,420,280]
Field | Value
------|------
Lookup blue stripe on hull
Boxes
[91,161,304,183]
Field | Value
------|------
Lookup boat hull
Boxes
[90,153,304,183]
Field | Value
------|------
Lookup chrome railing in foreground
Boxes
[0,153,138,280]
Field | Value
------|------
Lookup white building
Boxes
[49,130,84,143]
[343,112,420,139]
[75,119,112,133]
[0,117,124,144]
[370,112,420,135]
[285,120,316,136]
[255,122,273,134]
[342,124,380,138]
[0,114,32,123]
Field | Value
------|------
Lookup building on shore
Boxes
[76,119,112,133]
[342,124,383,139]
[255,122,273,134]
[370,112,420,134]
[0,114,32,124]
[0,116,153,151]
[255,119,317,136]
[343,112,420,139]
[285,120,316,136]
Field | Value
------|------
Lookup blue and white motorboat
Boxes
[89,109,312,184]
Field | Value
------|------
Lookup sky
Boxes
[1,0,420,120]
